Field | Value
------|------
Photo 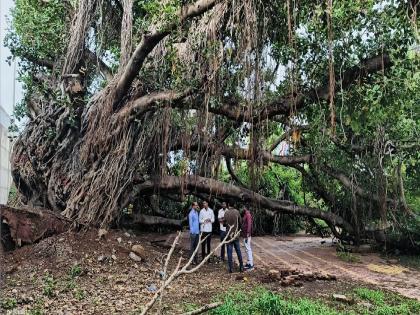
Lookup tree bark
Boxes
[0,205,70,249]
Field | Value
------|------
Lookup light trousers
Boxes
[244,236,253,266]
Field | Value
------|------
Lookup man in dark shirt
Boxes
[241,207,254,270]
[223,205,244,273]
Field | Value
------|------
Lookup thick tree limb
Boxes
[0,205,70,248]
[172,136,311,167]
[134,175,353,232]
[62,0,97,75]
[195,54,391,124]
[114,0,218,105]
[125,214,182,227]
[118,88,194,118]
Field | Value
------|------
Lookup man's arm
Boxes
[210,209,215,223]
[199,210,205,224]
[188,211,193,229]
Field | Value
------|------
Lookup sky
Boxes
[0,0,22,118]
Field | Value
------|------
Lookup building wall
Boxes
[0,105,12,204]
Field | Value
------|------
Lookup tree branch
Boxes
[18,53,54,69]
[114,0,218,105]
[85,50,113,81]
[180,302,223,315]
[117,88,194,118]
[134,175,353,232]
[225,157,247,188]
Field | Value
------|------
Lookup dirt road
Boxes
[168,233,420,300]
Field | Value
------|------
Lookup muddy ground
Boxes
[0,229,418,314]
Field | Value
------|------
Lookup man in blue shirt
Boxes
[188,201,200,264]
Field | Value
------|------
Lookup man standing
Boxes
[188,201,200,264]
[224,205,244,273]
[241,207,254,270]
[218,202,228,261]
[199,201,214,260]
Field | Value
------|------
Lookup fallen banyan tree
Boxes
[2,0,419,248]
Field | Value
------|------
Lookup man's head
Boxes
[202,201,208,209]
[191,201,199,211]
[221,202,227,209]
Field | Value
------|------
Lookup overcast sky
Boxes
[0,0,22,117]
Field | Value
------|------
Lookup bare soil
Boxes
[1,230,418,314]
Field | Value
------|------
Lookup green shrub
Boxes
[337,251,361,263]
[68,264,82,278]
[1,297,17,310]
[42,275,56,297]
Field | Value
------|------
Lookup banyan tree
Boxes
[3,0,419,245]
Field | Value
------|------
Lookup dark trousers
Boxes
[227,238,243,272]
[201,232,212,259]
[190,234,199,263]
[220,230,227,260]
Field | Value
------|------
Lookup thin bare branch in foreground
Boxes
[180,301,223,315]
[140,227,238,315]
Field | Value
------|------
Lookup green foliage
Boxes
[1,297,17,310]
[210,287,420,315]
[353,287,420,315]
[136,0,180,31]
[336,251,361,263]
[68,264,82,278]
[355,288,384,305]
[42,274,56,297]
[6,0,68,60]
[73,288,86,301]
[28,298,44,315]
[211,288,339,315]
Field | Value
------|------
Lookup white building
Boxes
[0,105,12,204]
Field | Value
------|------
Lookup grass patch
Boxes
[42,274,56,297]
[68,264,83,278]
[336,251,361,263]
[354,288,385,305]
[208,287,420,315]
[210,288,340,315]
[352,287,420,315]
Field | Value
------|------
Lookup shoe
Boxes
[244,263,251,268]
[245,265,254,271]
[229,269,233,273]
[239,266,244,273]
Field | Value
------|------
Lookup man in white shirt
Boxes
[218,202,227,261]
[199,201,214,260]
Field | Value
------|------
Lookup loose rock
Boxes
[98,229,108,239]
[131,244,146,260]
[129,252,142,262]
